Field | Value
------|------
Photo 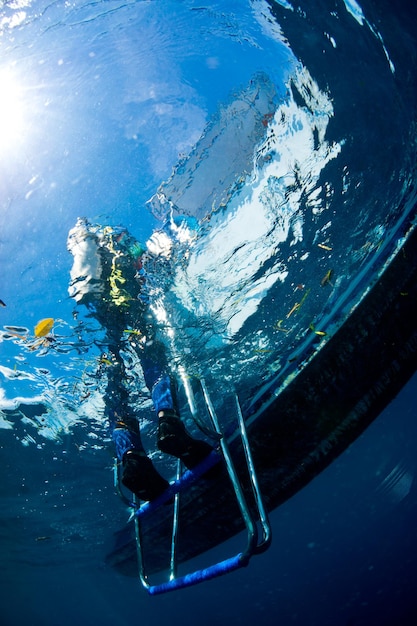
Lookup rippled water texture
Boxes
[1,1,416,465]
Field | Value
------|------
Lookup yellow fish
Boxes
[99,356,113,366]
[34,318,54,337]
[309,323,327,337]
[123,329,143,336]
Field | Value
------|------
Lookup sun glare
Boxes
[0,69,26,153]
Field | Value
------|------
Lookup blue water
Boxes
[1,0,417,624]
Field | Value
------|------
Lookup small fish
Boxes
[287,288,311,318]
[34,318,54,337]
[123,329,143,336]
[318,243,333,251]
[309,323,327,337]
[99,356,113,366]
[286,302,300,318]
[298,288,310,307]
[275,320,289,333]
[0,299,6,307]
[320,269,334,287]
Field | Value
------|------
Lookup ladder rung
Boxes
[135,450,221,517]
[146,553,248,595]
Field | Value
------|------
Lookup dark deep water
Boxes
[1,0,417,624]
[2,372,417,625]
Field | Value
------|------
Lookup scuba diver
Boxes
[67,217,214,502]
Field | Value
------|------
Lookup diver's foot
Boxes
[121,449,169,502]
[157,410,216,472]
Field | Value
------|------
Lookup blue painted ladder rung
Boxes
[135,450,221,517]
[146,553,248,596]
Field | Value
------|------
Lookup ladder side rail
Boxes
[234,394,272,553]
[169,460,182,581]
[177,364,221,440]
[134,498,152,591]
[200,379,259,559]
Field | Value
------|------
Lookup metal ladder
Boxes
[132,379,272,595]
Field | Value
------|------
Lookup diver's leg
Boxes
[156,408,214,471]
[141,341,214,471]
[111,418,169,502]
[107,358,169,502]
[140,340,176,408]
[121,448,169,502]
